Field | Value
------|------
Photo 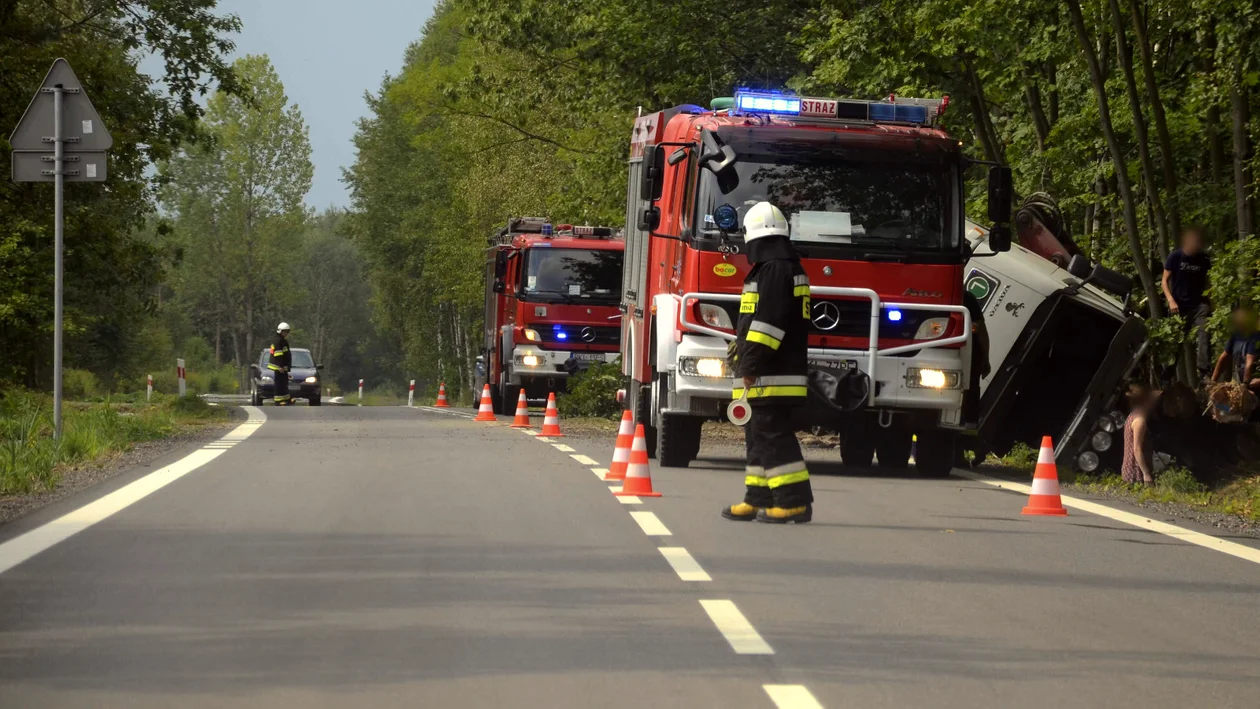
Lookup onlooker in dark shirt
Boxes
[1161,228,1212,376]
[1212,307,1260,395]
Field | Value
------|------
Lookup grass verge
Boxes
[1,390,228,496]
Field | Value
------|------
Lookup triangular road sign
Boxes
[9,58,112,152]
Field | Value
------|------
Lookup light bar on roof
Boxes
[734,90,801,115]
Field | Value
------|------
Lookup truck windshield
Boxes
[521,248,622,302]
[693,137,960,260]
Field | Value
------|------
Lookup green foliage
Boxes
[0,390,225,495]
[1206,237,1260,336]
[558,360,623,419]
[62,369,102,400]
[999,442,1039,471]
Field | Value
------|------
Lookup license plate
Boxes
[809,358,859,371]
[572,353,604,362]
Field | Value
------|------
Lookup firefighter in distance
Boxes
[269,322,293,406]
[722,202,814,524]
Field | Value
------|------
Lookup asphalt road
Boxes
[1,404,1259,708]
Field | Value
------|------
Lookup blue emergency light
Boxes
[869,103,930,125]
[734,90,801,115]
[887,309,903,322]
[553,324,567,341]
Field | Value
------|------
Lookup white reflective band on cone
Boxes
[1038,446,1056,465]
[1030,477,1061,496]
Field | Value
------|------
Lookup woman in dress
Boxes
[1120,384,1157,485]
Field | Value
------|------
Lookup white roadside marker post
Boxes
[177,359,186,398]
[358,378,364,405]
[408,380,415,407]
[146,374,153,402]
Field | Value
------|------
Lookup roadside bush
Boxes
[1157,465,1208,495]
[558,360,622,419]
[997,442,1038,472]
[62,369,101,400]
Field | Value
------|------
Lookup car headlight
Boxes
[516,353,541,367]
[697,303,733,329]
[1091,430,1113,452]
[304,376,318,384]
[914,317,949,340]
[678,356,727,378]
[523,328,541,342]
[905,367,961,389]
[1097,415,1116,433]
[1077,450,1100,472]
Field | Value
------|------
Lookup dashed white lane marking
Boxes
[552,444,575,452]
[0,407,267,576]
[953,470,1260,566]
[591,467,609,480]
[617,495,641,505]
[629,511,672,536]
[518,428,537,435]
[699,600,773,655]
[659,547,711,581]
[535,437,554,443]
[763,685,823,708]
[570,454,598,465]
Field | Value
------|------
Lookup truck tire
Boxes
[915,430,957,478]
[490,384,505,415]
[501,384,521,415]
[876,428,912,469]
[250,384,263,407]
[657,414,702,468]
[635,380,658,458]
[841,435,875,468]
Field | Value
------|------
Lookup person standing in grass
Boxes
[1121,384,1157,485]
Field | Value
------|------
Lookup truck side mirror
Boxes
[638,205,661,232]
[987,224,1012,253]
[640,145,665,202]
[698,130,739,194]
[1067,253,1091,279]
[493,250,507,279]
[987,166,1013,224]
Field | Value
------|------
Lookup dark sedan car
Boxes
[249,347,323,405]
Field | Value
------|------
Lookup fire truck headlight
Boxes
[906,367,961,389]
[516,354,541,367]
[697,303,733,329]
[1077,450,1100,473]
[914,317,949,340]
[679,356,727,378]
[523,328,540,342]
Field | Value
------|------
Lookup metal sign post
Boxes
[10,59,111,439]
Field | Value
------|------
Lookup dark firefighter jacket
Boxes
[732,236,810,406]
[268,335,292,372]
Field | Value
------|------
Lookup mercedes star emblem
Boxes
[811,301,841,331]
[581,326,597,343]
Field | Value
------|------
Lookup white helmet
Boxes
[277,322,291,333]
[743,201,790,242]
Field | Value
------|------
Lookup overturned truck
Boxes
[967,196,1145,473]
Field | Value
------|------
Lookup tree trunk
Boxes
[1126,0,1180,241]
[1025,80,1052,151]
[1231,80,1254,239]
[962,55,1004,165]
[1109,0,1169,254]
[1065,0,1162,315]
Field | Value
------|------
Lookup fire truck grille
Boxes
[536,325,620,348]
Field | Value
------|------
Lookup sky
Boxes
[157,0,439,209]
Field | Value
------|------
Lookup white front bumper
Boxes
[667,334,965,417]
[508,345,617,384]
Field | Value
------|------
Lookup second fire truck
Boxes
[619,90,1014,474]
[478,218,624,414]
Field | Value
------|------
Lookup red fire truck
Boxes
[477,218,625,414]
[619,90,1013,473]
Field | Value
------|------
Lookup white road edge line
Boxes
[763,685,823,709]
[570,454,598,465]
[629,511,672,536]
[699,599,773,655]
[0,406,267,576]
[658,547,711,581]
[953,469,1260,565]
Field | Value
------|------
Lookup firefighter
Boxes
[722,202,814,524]
[269,322,293,406]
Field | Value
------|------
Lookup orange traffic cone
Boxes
[1022,436,1068,516]
[615,424,661,497]
[473,384,497,422]
[539,392,564,437]
[510,389,531,427]
[604,409,634,481]
[435,383,449,408]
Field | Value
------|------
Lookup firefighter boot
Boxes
[721,503,761,521]
[756,505,812,524]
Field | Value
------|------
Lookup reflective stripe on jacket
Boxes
[733,256,809,406]
[269,336,292,371]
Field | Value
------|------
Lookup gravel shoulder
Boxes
[0,410,239,528]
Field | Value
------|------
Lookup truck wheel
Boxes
[635,381,658,458]
[841,435,875,468]
[658,414,702,468]
[915,430,957,478]
[876,429,913,469]
[501,384,521,415]
[250,384,263,407]
[489,384,504,415]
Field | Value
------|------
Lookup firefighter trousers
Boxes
[273,370,290,404]
[743,404,813,509]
